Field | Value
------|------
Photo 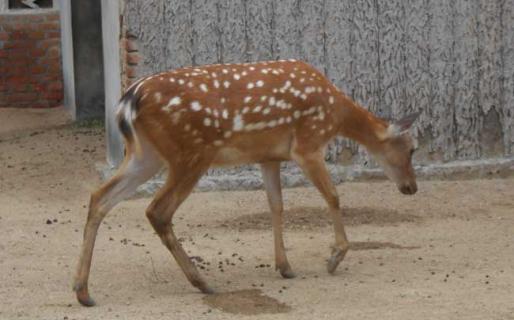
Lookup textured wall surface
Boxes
[122,0,514,165]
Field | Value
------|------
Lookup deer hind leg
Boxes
[292,150,350,274]
[260,162,295,279]
[74,144,162,306]
[145,158,214,294]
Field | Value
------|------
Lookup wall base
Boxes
[97,158,514,196]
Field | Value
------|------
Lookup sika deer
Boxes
[73,60,419,306]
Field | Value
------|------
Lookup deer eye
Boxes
[409,148,415,156]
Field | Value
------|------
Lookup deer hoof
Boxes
[280,269,297,279]
[200,286,215,294]
[74,284,96,307]
[327,248,347,274]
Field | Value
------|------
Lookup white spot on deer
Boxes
[154,92,162,103]
[159,77,164,81]
[162,96,182,112]
[255,122,266,130]
[200,84,208,92]
[300,94,307,100]
[222,69,228,74]
[223,131,232,138]
[222,109,229,119]
[293,110,301,119]
[311,124,317,130]
[328,125,333,131]
[214,80,220,88]
[249,66,255,71]
[194,138,203,144]
[184,124,191,131]
[187,82,194,88]
[261,69,269,74]
[290,73,296,79]
[278,117,285,125]
[263,108,271,115]
[191,101,202,111]
[269,97,276,106]
[205,107,212,115]
[233,74,240,80]
[213,109,219,117]
[203,118,212,126]
[317,87,323,93]
[224,81,231,88]
[242,106,250,114]
[214,119,220,128]
[221,98,226,104]
[247,82,255,89]
[286,116,292,123]
[244,96,252,104]
[320,129,326,135]
[260,96,267,102]
[267,120,277,128]
[253,105,263,113]
[329,96,335,104]
[169,78,176,83]
[272,69,280,75]
[213,140,223,146]
[256,80,264,87]
[178,79,185,85]
[241,71,248,76]
[211,72,217,78]
[233,114,244,131]
[299,78,305,83]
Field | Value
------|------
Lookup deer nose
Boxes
[400,183,417,195]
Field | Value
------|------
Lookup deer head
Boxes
[373,112,420,195]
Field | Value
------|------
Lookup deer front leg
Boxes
[260,162,295,279]
[292,150,350,274]
[146,161,214,294]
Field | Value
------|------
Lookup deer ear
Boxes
[387,112,420,137]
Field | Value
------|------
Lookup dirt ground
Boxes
[1,108,513,320]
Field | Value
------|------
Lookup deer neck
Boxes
[334,94,388,152]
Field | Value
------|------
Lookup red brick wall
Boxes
[0,11,63,108]
[120,29,140,91]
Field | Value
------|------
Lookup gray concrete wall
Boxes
[71,0,105,120]
[121,0,514,167]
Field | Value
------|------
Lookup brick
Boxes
[45,31,60,39]
[5,40,33,50]
[39,22,60,30]
[30,65,46,74]
[126,66,137,78]
[45,14,60,22]
[46,47,60,59]
[48,81,63,91]
[126,39,138,52]
[30,47,46,57]
[28,31,45,40]
[127,52,140,65]
[7,92,38,103]
[39,39,59,50]
[44,91,63,100]
[0,32,8,41]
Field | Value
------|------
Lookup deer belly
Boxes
[212,140,292,167]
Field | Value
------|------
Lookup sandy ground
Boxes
[0,108,513,320]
